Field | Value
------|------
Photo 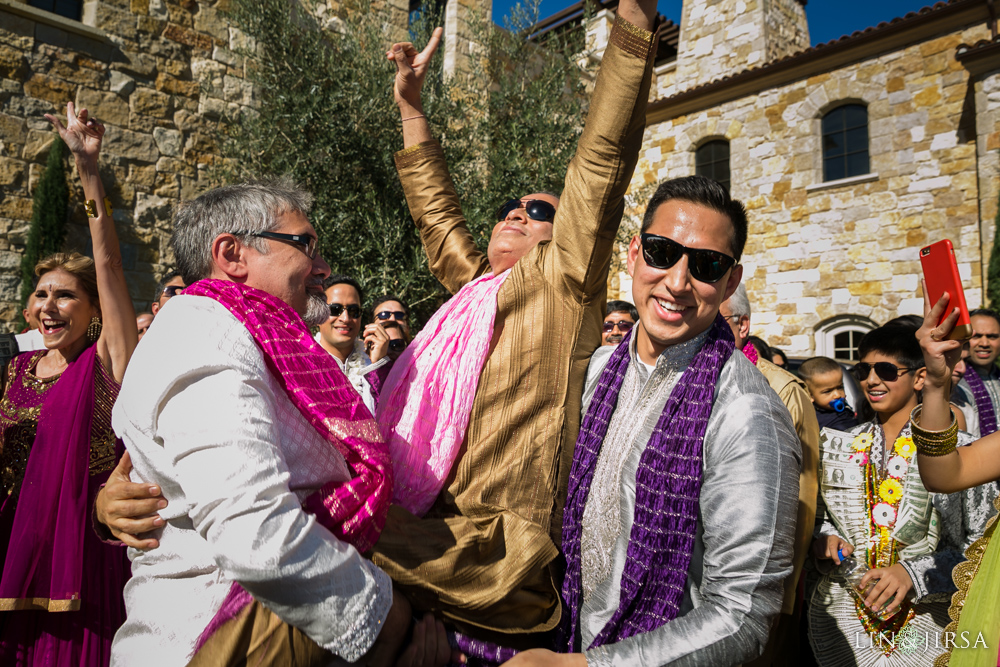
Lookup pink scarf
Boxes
[185,280,392,653]
[377,269,510,516]
[741,340,759,365]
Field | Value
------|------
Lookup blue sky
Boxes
[493,0,937,46]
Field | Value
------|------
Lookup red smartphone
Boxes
[920,240,972,340]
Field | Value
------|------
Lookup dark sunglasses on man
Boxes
[639,233,737,284]
[852,362,918,383]
[495,198,557,224]
[231,230,319,259]
[161,285,184,299]
[376,310,407,322]
[603,319,634,333]
[329,303,361,319]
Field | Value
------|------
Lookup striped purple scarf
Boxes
[560,314,735,650]
[965,367,998,436]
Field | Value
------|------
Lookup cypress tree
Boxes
[19,137,69,322]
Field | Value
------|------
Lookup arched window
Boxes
[821,104,869,181]
[695,140,730,191]
[28,0,82,19]
[814,315,877,361]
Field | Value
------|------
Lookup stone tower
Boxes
[673,0,809,93]
[443,0,492,78]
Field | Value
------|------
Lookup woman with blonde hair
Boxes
[0,102,137,666]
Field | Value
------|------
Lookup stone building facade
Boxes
[611,0,1000,360]
[0,0,408,322]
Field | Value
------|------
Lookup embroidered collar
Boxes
[628,326,712,375]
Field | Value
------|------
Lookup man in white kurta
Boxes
[109,181,396,666]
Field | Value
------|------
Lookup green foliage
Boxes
[218,0,587,324]
[989,179,1000,309]
[19,137,69,321]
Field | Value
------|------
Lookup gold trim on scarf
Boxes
[933,496,1000,667]
[0,595,81,612]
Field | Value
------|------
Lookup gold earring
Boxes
[86,316,102,343]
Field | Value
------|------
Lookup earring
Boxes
[86,316,103,343]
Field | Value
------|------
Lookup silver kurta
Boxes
[577,334,801,667]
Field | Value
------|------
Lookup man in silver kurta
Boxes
[953,309,1000,438]
[540,176,801,667]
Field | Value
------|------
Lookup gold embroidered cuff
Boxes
[84,199,98,218]
[610,15,655,61]
[910,406,959,456]
[394,140,444,170]
[103,196,113,216]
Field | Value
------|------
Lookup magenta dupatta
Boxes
[376,269,510,516]
[0,344,100,610]
[184,280,392,651]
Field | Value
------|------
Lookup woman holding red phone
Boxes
[914,291,1000,667]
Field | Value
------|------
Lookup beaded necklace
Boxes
[849,424,918,655]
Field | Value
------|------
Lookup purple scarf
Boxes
[561,315,735,650]
[0,344,99,609]
[965,368,998,436]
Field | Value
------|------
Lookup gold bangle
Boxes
[910,406,959,456]
[103,196,113,217]
[84,199,98,218]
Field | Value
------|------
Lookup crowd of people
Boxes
[1,0,999,665]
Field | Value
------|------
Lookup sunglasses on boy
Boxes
[329,303,361,319]
[852,362,917,383]
[603,319,634,333]
[161,285,184,299]
[495,199,557,224]
[639,233,737,284]
[376,310,407,322]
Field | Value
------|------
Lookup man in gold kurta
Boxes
[372,2,658,647]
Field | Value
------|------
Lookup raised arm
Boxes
[386,29,489,294]
[915,291,1000,493]
[546,3,657,301]
[45,102,137,383]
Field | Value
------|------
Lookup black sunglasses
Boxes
[496,198,557,223]
[232,230,319,259]
[639,233,737,284]
[376,310,407,322]
[853,362,917,383]
[161,285,184,298]
[603,319,634,333]
[329,303,361,319]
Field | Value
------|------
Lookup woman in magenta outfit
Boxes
[0,102,137,666]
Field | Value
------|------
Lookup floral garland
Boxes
[849,427,918,656]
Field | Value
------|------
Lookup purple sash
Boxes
[0,345,98,609]
[965,369,998,436]
[561,315,735,650]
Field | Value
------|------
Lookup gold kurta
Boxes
[370,17,655,639]
[756,357,821,615]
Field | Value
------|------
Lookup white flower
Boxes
[887,456,909,479]
[872,503,896,527]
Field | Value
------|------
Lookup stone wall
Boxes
[673,0,808,94]
[0,0,408,324]
[617,23,994,357]
[973,67,1000,298]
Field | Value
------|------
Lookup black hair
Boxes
[324,275,363,304]
[883,314,924,329]
[857,325,925,370]
[155,268,184,301]
[371,294,410,320]
[970,308,1000,328]
[799,356,843,382]
[748,335,771,360]
[606,300,638,322]
[641,175,749,261]
[771,347,788,366]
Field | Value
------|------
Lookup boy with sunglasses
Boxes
[808,325,984,666]
[375,0,661,657]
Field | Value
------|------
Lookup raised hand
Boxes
[44,101,105,164]
[917,283,965,393]
[386,27,443,114]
